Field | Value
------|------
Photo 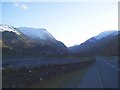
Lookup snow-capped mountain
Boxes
[0,24,35,50]
[69,30,118,56]
[81,30,118,44]
[18,27,56,42]
[1,24,68,56]
[0,24,21,35]
[18,27,68,54]
[95,30,118,40]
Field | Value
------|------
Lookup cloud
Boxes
[22,4,29,10]
[14,2,29,10]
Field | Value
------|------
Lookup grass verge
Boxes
[31,66,91,88]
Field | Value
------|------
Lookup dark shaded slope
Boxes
[69,31,119,56]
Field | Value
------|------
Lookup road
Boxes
[78,57,119,88]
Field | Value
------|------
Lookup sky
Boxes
[1,1,118,47]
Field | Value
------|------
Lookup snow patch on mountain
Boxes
[0,24,21,35]
[18,27,55,41]
[95,30,118,40]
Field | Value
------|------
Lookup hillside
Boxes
[1,24,68,57]
[69,30,119,56]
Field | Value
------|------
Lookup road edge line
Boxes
[97,59,104,88]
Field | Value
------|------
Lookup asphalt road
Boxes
[78,57,119,88]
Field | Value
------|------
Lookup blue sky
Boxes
[1,2,118,47]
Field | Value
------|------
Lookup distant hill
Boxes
[69,30,119,56]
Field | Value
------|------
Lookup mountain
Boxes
[1,24,35,48]
[69,30,118,56]
[18,27,56,43]
[0,24,21,35]
[1,24,118,57]
[1,24,36,56]
[94,30,118,40]
[1,24,68,57]
[18,27,68,54]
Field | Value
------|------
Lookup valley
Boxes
[0,24,119,88]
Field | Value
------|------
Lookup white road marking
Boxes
[97,67,103,88]
[101,59,120,71]
[97,61,104,88]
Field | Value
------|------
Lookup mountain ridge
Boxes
[1,24,119,57]
[1,24,68,57]
[69,30,119,56]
